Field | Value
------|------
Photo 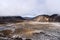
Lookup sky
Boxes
[0,0,60,17]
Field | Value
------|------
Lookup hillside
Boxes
[32,14,60,22]
[0,16,25,24]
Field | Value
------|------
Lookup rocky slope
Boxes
[32,15,49,22]
[32,14,60,22]
[0,16,25,24]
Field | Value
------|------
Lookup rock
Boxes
[0,30,13,37]
[14,38,23,40]
[25,39,31,40]
[32,15,50,22]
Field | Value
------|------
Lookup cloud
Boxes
[0,0,36,16]
[46,0,60,14]
[0,0,60,16]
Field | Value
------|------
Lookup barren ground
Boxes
[0,22,60,40]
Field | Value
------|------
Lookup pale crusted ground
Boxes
[0,22,60,40]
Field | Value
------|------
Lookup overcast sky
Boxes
[0,0,60,17]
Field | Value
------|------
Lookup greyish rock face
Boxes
[32,15,50,22]
[53,16,60,22]
[32,14,60,22]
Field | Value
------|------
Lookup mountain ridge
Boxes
[0,14,60,24]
